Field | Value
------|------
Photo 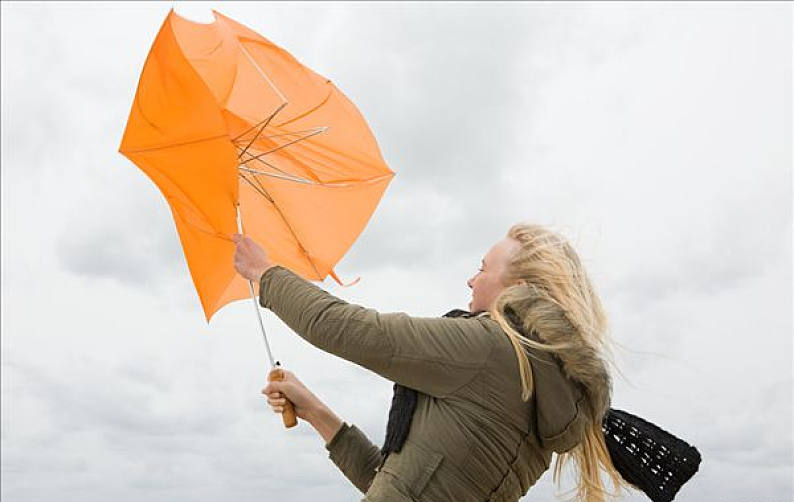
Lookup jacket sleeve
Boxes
[258,266,494,397]
[324,422,381,494]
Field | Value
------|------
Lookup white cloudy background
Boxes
[1,2,791,501]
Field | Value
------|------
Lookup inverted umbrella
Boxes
[119,9,395,425]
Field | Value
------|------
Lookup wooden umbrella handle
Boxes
[268,366,298,428]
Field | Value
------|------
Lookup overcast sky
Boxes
[1,2,791,501]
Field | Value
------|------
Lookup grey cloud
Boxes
[609,191,791,311]
[8,358,233,439]
[697,378,793,469]
[1,5,188,286]
[56,195,185,288]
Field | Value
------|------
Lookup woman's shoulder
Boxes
[468,312,514,340]
[465,314,529,374]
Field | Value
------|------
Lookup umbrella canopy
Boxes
[119,9,394,321]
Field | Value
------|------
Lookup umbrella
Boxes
[119,8,394,321]
[119,9,395,427]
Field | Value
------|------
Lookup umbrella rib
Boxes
[232,114,275,142]
[273,87,333,128]
[237,127,328,163]
[237,147,314,182]
[239,42,288,104]
[272,205,324,281]
[238,164,393,188]
[239,172,273,203]
[237,101,288,161]
[238,164,313,185]
[120,133,229,154]
[247,172,273,202]
[234,128,332,143]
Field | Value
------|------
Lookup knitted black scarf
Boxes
[379,308,475,456]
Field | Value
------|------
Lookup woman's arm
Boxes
[258,266,495,398]
[307,402,344,444]
[322,420,383,494]
[263,372,381,494]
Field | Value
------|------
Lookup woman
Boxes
[233,223,631,502]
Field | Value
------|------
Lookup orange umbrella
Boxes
[119,9,394,323]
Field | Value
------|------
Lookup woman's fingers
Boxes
[262,382,286,396]
[264,389,287,414]
[262,385,288,414]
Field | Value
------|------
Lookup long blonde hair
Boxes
[489,223,634,502]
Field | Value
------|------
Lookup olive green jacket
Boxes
[259,266,601,502]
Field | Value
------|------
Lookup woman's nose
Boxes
[467,276,474,289]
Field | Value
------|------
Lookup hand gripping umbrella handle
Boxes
[268,364,298,428]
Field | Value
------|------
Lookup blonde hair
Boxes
[489,223,634,502]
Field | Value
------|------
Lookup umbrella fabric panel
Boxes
[123,146,239,321]
[119,13,233,155]
[170,198,242,321]
[168,10,240,107]
[239,172,393,278]
[236,177,321,278]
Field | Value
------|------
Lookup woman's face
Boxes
[467,237,520,313]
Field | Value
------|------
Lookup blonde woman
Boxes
[233,223,632,502]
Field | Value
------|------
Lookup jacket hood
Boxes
[505,312,612,454]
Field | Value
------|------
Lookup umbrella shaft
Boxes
[248,280,276,368]
[237,205,277,369]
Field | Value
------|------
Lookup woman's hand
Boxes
[232,233,274,282]
[262,370,322,422]
[262,370,343,443]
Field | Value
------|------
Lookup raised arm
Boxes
[258,266,495,397]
